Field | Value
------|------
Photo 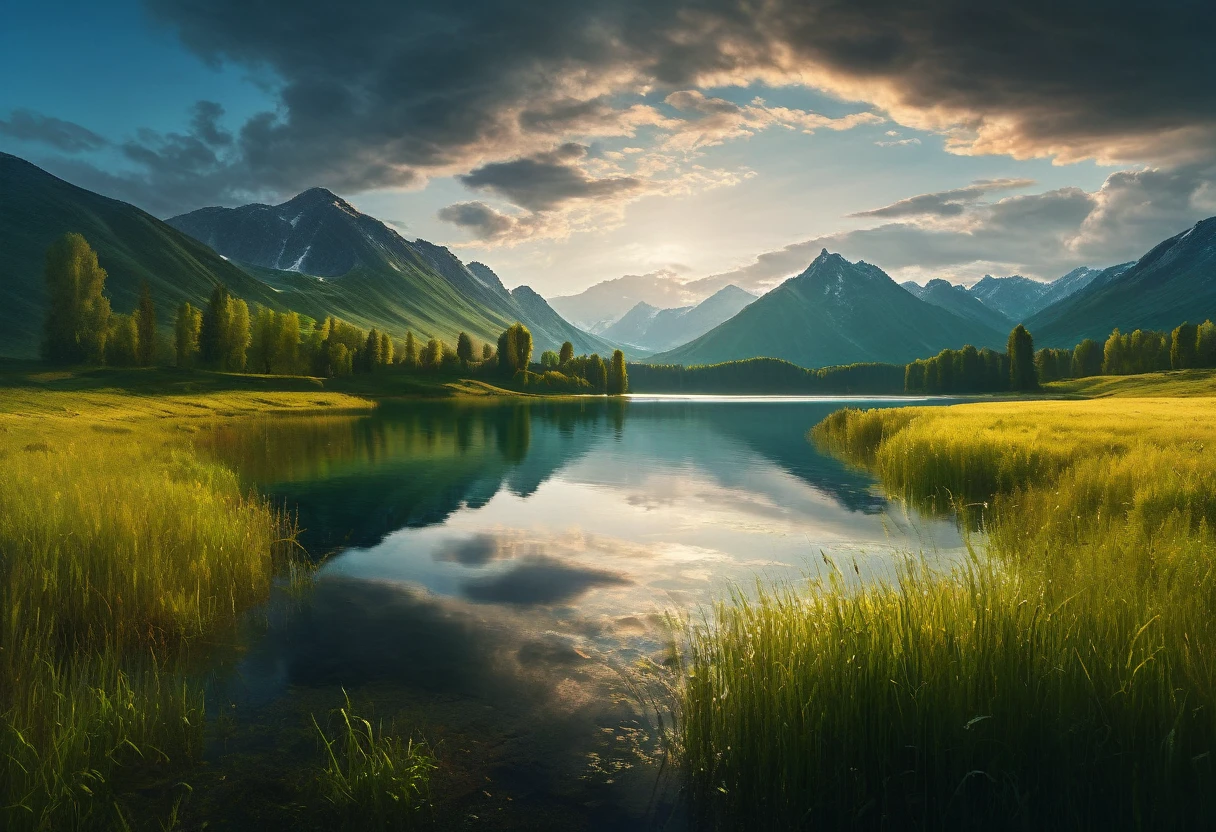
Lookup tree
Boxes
[959,344,982,391]
[175,302,202,368]
[1103,328,1124,375]
[379,331,393,366]
[482,343,493,361]
[200,285,231,368]
[105,314,139,366]
[1171,321,1199,370]
[497,328,515,376]
[421,337,443,370]
[1007,325,1037,390]
[403,331,418,367]
[364,328,383,371]
[1198,321,1216,368]
[609,349,628,395]
[457,331,474,365]
[513,323,533,372]
[1072,338,1102,378]
[587,353,608,393]
[540,350,560,369]
[135,281,156,366]
[42,233,111,365]
[226,298,251,371]
[559,341,574,366]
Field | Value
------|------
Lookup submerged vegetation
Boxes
[679,391,1216,829]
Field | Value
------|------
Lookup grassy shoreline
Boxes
[0,371,443,829]
[678,380,1216,829]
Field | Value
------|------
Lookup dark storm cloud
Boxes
[111,0,1216,214]
[0,110,109,153]
[458,144,643,212]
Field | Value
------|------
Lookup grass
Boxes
[1046,367,1216,397]
[0,380,371,830]
[313,692,435,830]
[678,393,1216,829]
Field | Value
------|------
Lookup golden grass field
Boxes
[680,379,1216,829]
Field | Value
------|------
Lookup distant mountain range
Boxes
[1027,218,1216,347]
[902,279,1012,332]
[599,285,756,352]
[957,267,1106,322]
[549,273,709,331]
[649,250,1007,368]
[0,152,616,359]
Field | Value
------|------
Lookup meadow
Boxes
[0,367,433,830]
[678,378,1216,829]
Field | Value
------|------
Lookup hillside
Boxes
[169,189,619,356]
[0,152,285,357]
[649,250,1005,369]
[915,278,1012,332]
[1027,217,1216,348]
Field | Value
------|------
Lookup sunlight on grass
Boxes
[0,387,369,830]
[678,395,1216,828]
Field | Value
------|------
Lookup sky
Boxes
[3,0,1216,301]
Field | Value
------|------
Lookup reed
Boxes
[679,396,1216,829]
[313,692,435,830]
[0,390,318,830]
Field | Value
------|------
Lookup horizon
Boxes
[4,1,1215,299]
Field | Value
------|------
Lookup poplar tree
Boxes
[175,302,202,368]
[135,281,157,366]
[1171,321,1199,369]
[457,331,474,365]
[42,233,111,364]
[403,331,418,367]
[365,328,383,370]
[609,349,628,395]
[1007,325,1037,390]
[379,331,393,366]
[559,341,574,366]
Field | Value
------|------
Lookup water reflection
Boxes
[203,396,964,829]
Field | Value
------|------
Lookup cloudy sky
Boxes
[3,0,1215,299]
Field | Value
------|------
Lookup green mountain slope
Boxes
[649,250,1005,368]
[169,189,623,356]
[0,152,285,357]
[1027,218,1216,347]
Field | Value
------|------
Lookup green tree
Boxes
[174,302,202,368]
[1171,321,1199,370]
[200,285,231,368]
[135,281,157,366]
[457,331,474,365]
[1007,325,1037,390]
[1072,338,1102,378]
[497,328,515,376]
[421,337,443,370]
[403,330,418,367]
[559,341,574,366]
[105,314,140,366]
[42,233,111,365]
[959,344,982,391]
[609,349,628,395]
[540,350,560,369]
[365,328,383,371]
[1198,321,1216,368]
[482,343,493,361]
[379,331,393,366]
[226,298,251,371]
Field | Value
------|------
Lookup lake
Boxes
[200,395,964,830]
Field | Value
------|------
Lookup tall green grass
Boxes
[679,398,1216,829]
[0,397,295,830]
[313,692,435,830]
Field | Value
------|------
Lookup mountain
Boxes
[916,278,1012,333]
[601,302,664,346]
[1027,218,1216,347]
[1032,266,1105,313]
[966,275,1049,321]
[0,152,285,358]
[602,285,757,352]
[901,280,927,299]
[549,273,705,331]
[168,191,619,356]
[648,250,1005,369]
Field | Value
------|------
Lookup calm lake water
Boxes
[201,396,964,830]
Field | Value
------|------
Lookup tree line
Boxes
[40,233,629,395]
[629,358,906,394]
[903,326,1038,394]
